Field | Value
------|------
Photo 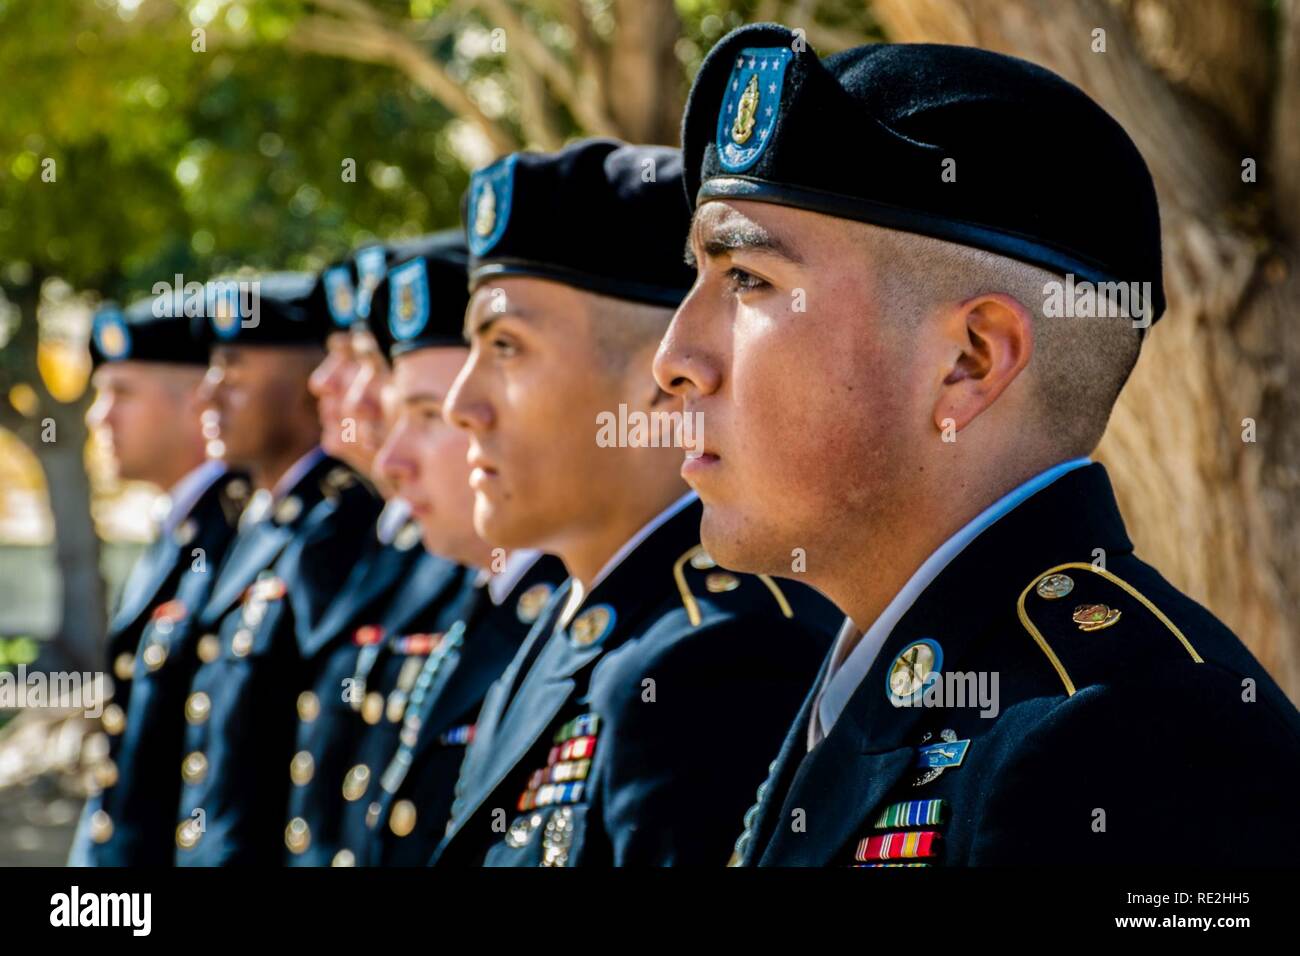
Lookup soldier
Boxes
[330,242,565,866]
[69,296,247,865]
[654,24,1300,865]
[173,272,381,865]
[432,139,838,868]
[282,235,498,867]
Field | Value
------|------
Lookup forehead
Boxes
[393,347,470,393]
[467,275,587,323]
[692,199,862,258]
[92,362,145,389]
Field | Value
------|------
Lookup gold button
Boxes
[94,760,118,789]
[176,819,202,850]
[690,550,717,570]
[182,751,208,784]
[142,642,167,671]
[389,799,417,837]
[331,849,356,867]
[284,817,311,854]
[231,629,254,657]
[297,690,320,723]
[185,692,211,725]
[290,751,315,786]
[361,692,384,725]
[89,809,114,844]
[113,653,134,681]
[385,692,407,724]
[342,764,370,802]
[197,633,221,663]
[101,703,126,736]
[705,571,741,593]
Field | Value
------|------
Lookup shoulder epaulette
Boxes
[1018,561,1204,696]
[217,476,251,526]
[672,544,794,627]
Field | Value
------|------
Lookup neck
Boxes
[559,480,688,588]
[250,438,319,493]
[821,452,1066,637]
[149,451,208,494]
[463,541,500,574]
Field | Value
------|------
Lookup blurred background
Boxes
[1,0,1297,862]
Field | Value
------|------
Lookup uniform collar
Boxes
[271,446,326,502]
[810,456,1091,747]
[376,497,412,545]
[558,490,698,627]
[479,549,544,606]
[157,459,228,535]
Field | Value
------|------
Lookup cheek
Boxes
[428,431,472,498]
[729,302,880,495]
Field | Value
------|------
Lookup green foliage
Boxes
[0,0,468,305]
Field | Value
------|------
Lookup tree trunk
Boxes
[1,277,106,673]
[869,0,1300,702]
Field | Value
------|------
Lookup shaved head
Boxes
[871,227,1142,456]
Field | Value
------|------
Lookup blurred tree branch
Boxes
[289,2,521,153]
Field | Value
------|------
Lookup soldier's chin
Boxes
[472,494,516,548]
[699,503,766,575]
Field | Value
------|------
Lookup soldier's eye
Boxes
[491,336,519,358]
[726,267,768,293]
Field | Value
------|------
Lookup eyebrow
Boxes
[403,391,446,406]
[687,215,804,267]
[464,305,535,340]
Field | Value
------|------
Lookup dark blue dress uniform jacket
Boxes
[328,559,478,864]
[736,463,1300,866]
[357,554,567,866]
[432,499,839,867]
[174,455,381,865]
[68,470,247,865]
[283,533,462,867]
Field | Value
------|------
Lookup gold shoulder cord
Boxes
[673,546,705,627]
[1016,561,1204,697]
[672,547,797,628]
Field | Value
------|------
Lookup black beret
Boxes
[463,138,695,308]
[683,24,1166,323]
[191,271,331,348]
[365,230,472,363]
[90,296,210,369]
[314,234,471,329]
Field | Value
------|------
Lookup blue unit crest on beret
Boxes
[467,154,517,257]
[355,246,388,320]
[388,258,430,341]
[323,266,356,328]
[93,308,131,360]
[716,47,792,173]
[208,282,242,340]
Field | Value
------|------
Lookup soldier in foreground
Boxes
[655,24,1300,865]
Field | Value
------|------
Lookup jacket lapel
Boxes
[109,533,182,635]
[740,656,827,864]
[200,521,293,623]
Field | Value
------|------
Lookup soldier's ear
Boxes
[931,293,1033,435]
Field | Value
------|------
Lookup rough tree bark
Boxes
[869,0,1300,702]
